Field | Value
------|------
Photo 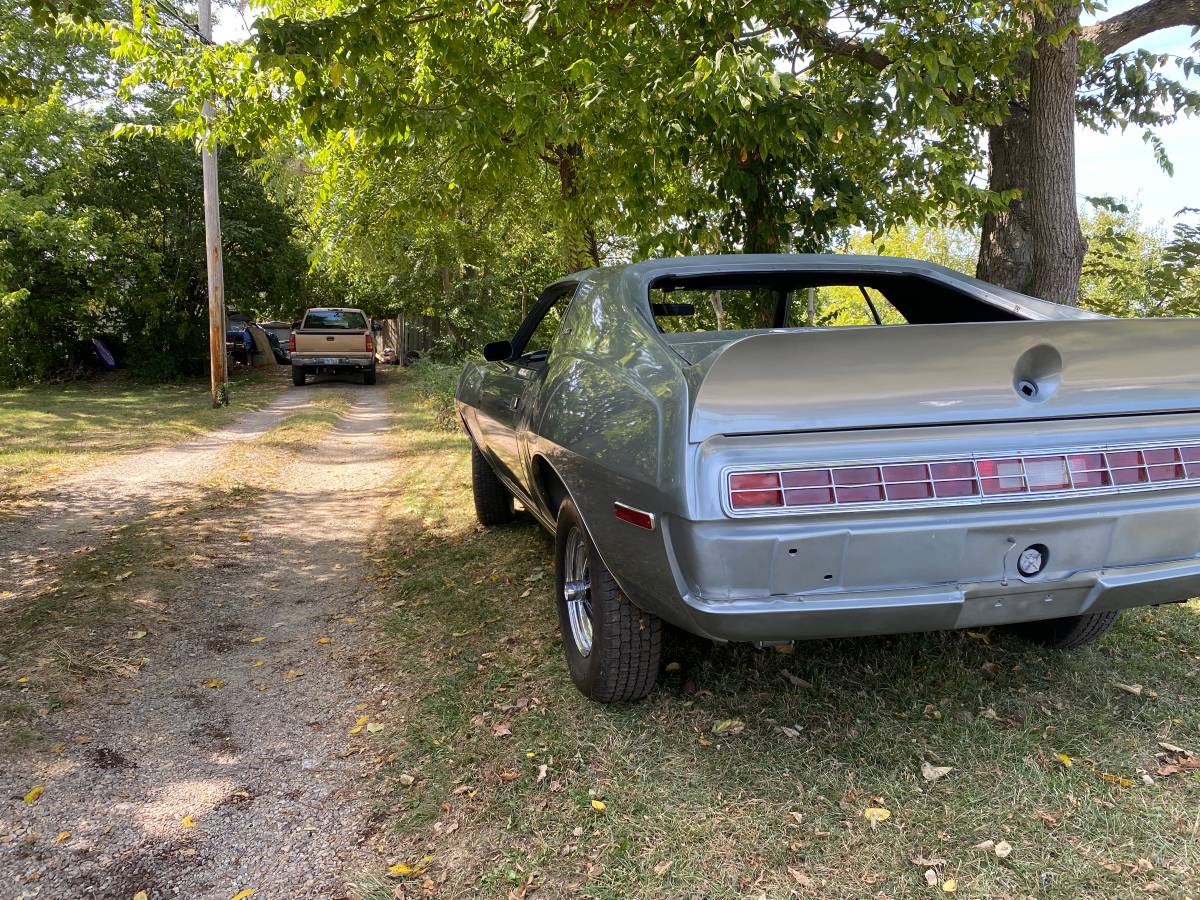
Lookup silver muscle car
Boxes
[456,254,1200,702]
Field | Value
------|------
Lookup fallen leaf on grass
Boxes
[252,660,265,668]
[921,762,954,782]
[911,856,947,867]
[994,840,1013,859]
[249,636,266,644]
[863,807,891,824]
[664,661,682,673]
[398,773,415,787]
[388,864,414,877]
[1159,741,1187,754]
[348,725,363,736]
[366,722,384,734]
[23,786,43,804]
[497,771,519,782]
[654,860,673,877]
[787,867,813,887]
[974,840,995,852]
[590,799,607,811]
[1114,682,1143,696]
[127,630,147,640]
[1056,753,1073,767]
[316,636,332,645]
[782,672,814,689]
[16,676,29,684]
[1096,771,1134,787]
[203,679,226,689]
[942,878,957,893]
[536,764,548,783]
[55,831,70,844]
[924,869,939,887]
[492,723,512,737]
[712,718,745,736]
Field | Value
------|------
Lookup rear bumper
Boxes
[680,556,1200,642]
[654,488,1200,642]
[292,356,374,369]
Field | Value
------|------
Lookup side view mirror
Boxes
[483,340,513,362]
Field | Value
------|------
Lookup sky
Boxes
[213,3,1199,228]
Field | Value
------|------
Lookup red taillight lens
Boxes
[728,442,1200,514]
[288,333,296,353]
[365,332,374,353]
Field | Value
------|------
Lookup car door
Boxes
[476,283,578,496]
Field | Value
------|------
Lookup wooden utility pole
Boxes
[199,0,228,407]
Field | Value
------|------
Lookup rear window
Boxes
[303,310,367,330]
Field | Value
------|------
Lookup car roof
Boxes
[556,253,1102,322]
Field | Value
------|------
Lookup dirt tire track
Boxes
[1,381,399,899]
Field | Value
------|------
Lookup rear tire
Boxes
[555,499,662,703]
[471,442,514,526]
[1007,610,1121,649]
[363,367,377,385]
[291,366,305,386]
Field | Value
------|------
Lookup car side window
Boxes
[512,285,577,365]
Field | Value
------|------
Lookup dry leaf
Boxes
[127,630,147,640]
[653,860,672,877]
[863,807,891,824]
[1056,753,1073,767]
[911,856,947,867]
[23,786,43,804]
[1114,682,1143,696]
[664,661,682,673]
[249,636,266,644]
[231,891,256,900]
[974,840,995,852]
[492,723,512,737]
[783,672,814,689]
[921,762,954,782]
[536,764,548,783]
[133,892,148,900]
[55,831,71,844]
[398,773,415,786]
[239,533,252,542]
[348,725,363,735]
[1097,771,1134,787]
[942,878,957,893]
[924,869,939,887]
[388,864,413,877]
[283,670,304,680]
[787,867,813,887]
[712,718,745,736]
[181,815,196,829]
[203,679,226,689]
[366,722,385,734]
[994,840,1013,859]
[252,660,265,668]
[498,771,519,782]
[1158,741,1186,754]
[590,799,607,811]
[317,636,332,645]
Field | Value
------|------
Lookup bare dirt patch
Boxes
[0,378,402,898]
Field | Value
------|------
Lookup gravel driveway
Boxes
[1,381,399,899]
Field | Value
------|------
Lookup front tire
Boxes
[363,366,377,385]
[471,442,514,526]
[555,499,662,703]
[291,366,306,386]
[1007,610,1121,649]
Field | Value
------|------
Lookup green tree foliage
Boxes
[0,0,314,384]
[1078,202,1200,318]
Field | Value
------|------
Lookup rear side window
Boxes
[303,310,367,330]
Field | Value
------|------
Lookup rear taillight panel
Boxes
[726,442,1200,516]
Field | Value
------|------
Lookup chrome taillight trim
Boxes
[722,439,1200,518]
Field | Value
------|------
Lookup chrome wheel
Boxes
[563,526,593,657]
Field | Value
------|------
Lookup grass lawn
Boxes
[367,375,1200,899]
[0,367,289,496]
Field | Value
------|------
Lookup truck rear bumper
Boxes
[292,356,374,369]
[679,556,1200,642]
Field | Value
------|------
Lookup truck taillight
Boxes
[365,333,374,353]
[288,333,296,353]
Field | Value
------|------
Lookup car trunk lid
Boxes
[688,319,1200,443]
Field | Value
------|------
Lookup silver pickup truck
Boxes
[289,307,377,385]
[457,254,1200,702]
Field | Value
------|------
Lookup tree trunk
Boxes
[556,143,601,273]
[1028,3,1087,305]
[977,107,1034,293]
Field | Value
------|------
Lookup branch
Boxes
[789,24,891,70]
[1080,0,1200,57]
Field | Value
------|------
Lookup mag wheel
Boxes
[554,499,661,703]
